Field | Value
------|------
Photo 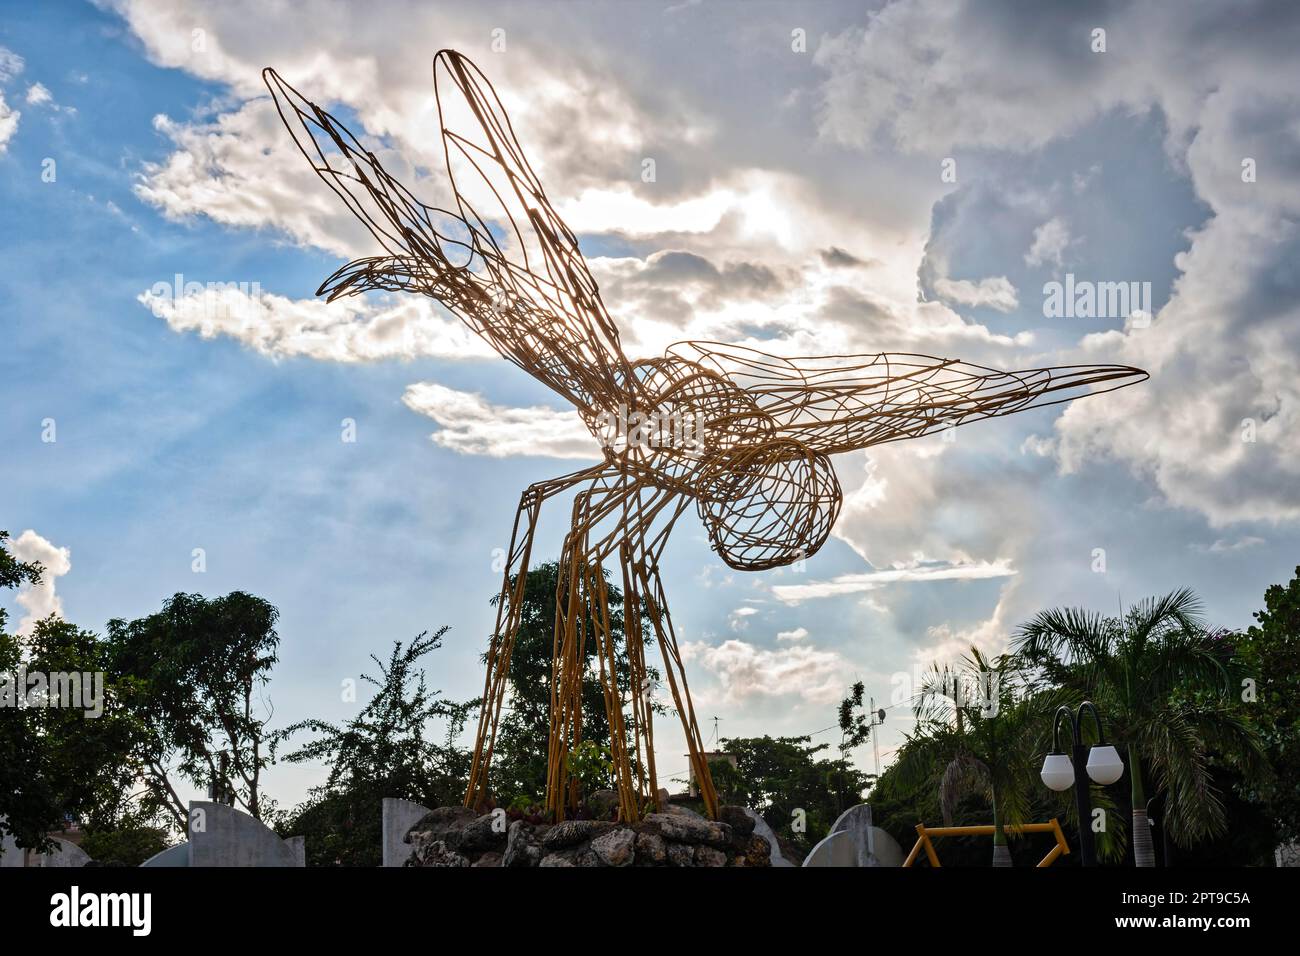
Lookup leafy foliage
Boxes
[889,650,1079,862]
[1239,565,1300,844]
[1014,588,1262,848]
[79,813,170,867]
[275,629,473,865]
[717,733,870,856]
[1,532,141,851]
[107,592,282,830]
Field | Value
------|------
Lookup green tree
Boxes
[107,591,281,830]
[707,756,744,806]
[1014,589,1263,866]
[485,561,659,803]
[837,680,874,767]
[79,811,170,867]
[1240,565,1300,845]
[719,734,870,857]
[276,629,474,865]
[1,531,144,852]
[891,649,1067,867]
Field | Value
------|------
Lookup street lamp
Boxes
[1040,701,1122,867]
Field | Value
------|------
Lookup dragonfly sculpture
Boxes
[264,50,1147,822]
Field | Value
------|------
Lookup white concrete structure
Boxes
[141,802,305,867]
[802,804,904,867]
[741,807,795,867]
[382,798,432,867]
[0,823,91,868]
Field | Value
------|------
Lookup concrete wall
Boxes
[1,827,91,868]
[140,842,190,867]
[741,807,795,867]
[187,801,305,867]
[803,803,903,867]
[382,798,432,867]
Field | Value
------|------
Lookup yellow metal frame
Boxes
[902,819,1070,867]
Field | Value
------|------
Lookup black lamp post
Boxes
[1039,701,1124,867]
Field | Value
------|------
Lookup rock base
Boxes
[405,805,771,867]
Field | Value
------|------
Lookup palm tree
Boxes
[893,648,1064,866]
[1014,588,1262,866]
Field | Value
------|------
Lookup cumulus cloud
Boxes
[776,626,809,642]
[118,0,709,247]
[0,92,17,152]
[139,283,495,362]
[136,101,383,259]
[1024,217,1073,268]
[401,383,600,459]
[7,530,71,638]
[915,591,1016,665]
[816,0,1300,529]
[813,1,1145,154]
[931,275,1020,312]
[0,45,23,153]
[679,638,847,706]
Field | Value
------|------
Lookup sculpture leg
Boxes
[464,465,607,811]
[545,476,638,820]
[633,558,721,820]
[618,540,660,814]
[544,477,679,822]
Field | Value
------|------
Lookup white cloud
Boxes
[776,626,809,642]
[1024,216,1072,268]
[1192,536,1266,555]
[0,92,17,153]
[0,45,23,82]
[139,283,495,363]
[0,48,29,151]
[813,1,1145,154]
[931,274,1019,312]
[25,82,51,106]
[772,558,1016,605]
[135,102,383,260]
[727,605,759,632]
[401,383,600,460]
[7,530,71,638]
[679,638,847,706]
[915,589,1015,665]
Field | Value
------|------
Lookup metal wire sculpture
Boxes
[265,50,1148,822]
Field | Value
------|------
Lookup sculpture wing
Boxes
[264,55,632,412]
[430,50,631,410]
[262,67,471,274]
[666,341,1148,456]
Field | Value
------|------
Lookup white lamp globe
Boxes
[1040,753,1075,791]
[1086,744,1124,785]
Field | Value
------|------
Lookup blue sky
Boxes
[3,0,1299,809]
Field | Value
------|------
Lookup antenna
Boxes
[710,715,723,750]
[869,698,884,783]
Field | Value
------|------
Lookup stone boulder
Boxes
[591,828,636,867]
[541,819,613,851]
[643,812,732,848]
